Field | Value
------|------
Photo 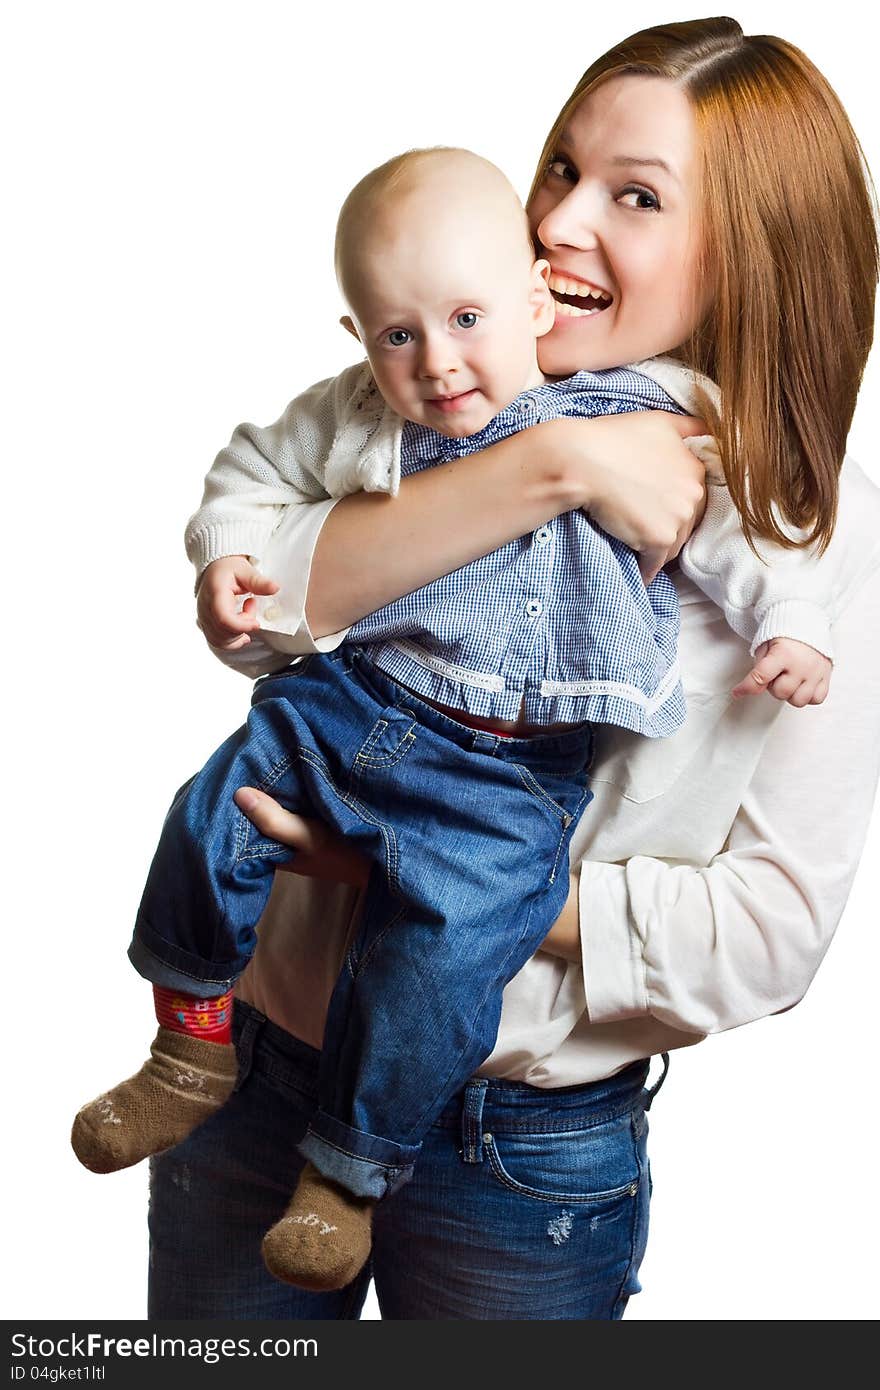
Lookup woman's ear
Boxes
[340,315,362,341]
[530,260,556,338]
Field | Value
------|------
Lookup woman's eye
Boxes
[546,155,576,183]
[385,329,412,347]
[455,312,479,330]
[618,185,660,212]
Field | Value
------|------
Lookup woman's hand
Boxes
[552,411,709,582]
[233,788,581,962]
[233,788,369,885]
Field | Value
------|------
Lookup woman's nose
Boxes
[535,187,600,253]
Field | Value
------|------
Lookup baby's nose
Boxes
[418,335,459,379]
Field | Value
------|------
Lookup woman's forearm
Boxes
[305,411,704,637]
[305,423,584,637]
[539,874,582,963]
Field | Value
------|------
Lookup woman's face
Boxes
[529,74,712,375]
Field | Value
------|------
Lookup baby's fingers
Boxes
[731,645,789,699]
[765,670,803,703]
[789,676,830,709]
[243,570,280,597]
[216,632,252,652]
[810,677,830,706]
[201,595,261,642]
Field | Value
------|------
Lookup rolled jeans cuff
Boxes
[127,932,237,998]
[298,1113,420,1199]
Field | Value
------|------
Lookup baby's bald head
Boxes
[333,147,554,438]
[335,147,536,314]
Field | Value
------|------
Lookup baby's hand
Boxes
[732,638,831,707]
[196,555,279,651]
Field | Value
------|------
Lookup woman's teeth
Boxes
[555,301,601,317]
[548,273,612,317]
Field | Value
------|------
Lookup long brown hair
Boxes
[528,17,878,551]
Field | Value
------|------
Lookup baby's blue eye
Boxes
[386,329,412,347]
[456,312,479,329]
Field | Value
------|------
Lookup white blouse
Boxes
[236,457,880,1084]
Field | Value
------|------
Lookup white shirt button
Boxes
[525,599,543,618]
[534,526,552,546]
[262,603,280,621]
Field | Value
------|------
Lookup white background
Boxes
[4,0,878,1321]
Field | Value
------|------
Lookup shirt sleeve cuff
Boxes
[579,861,649,1024]
[751,601,834,660]
[206,636,298,679]
[252,497,351,655]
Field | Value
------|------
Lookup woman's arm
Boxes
[248,410,705,659]
[305,412,705,637]
[579,567,880,1036]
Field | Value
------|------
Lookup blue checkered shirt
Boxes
[347,367,686,735]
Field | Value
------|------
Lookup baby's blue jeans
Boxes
[129,648,594,1197]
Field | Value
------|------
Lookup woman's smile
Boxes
[547,270,613,318]
[529,75,710,375]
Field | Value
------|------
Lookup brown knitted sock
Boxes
[71,1026,238,1173]
[261,1162,375,1291]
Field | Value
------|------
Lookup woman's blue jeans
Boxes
[148,1003,667,1320]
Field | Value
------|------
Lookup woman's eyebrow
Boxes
[608,154,680,184]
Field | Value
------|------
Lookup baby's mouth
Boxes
[425,389,478,413]
[548,273,613,318]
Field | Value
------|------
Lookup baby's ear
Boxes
[340,315,362,342]
[530,259,555,338]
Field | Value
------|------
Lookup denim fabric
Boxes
[148,1004,664,1320]
[131,649,593,1196]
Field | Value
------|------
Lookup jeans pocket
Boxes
[482,1112,640,1206]
[511,764,594,886]
[512,763,593,827]
[352,709,418,770]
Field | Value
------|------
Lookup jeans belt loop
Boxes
[643,1052,670,1111]
[461,1078,489,1164]
[470,730,499,755]
[233,1004,266,1092]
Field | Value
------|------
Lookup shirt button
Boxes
[525,599,543,618]
[534,526,552,546]
[262,603,280,621]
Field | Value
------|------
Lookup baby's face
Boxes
[342,184,553,437]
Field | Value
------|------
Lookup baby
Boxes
[72,149,831,1293]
